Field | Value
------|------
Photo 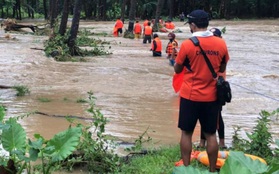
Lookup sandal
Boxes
[219,146,228,150]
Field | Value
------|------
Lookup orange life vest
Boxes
[134,23,142,34]
[152,38,162,52]
[165,22,170,29]
[169,22,175,29]
[166,40,178,55]
[144,26,152,35]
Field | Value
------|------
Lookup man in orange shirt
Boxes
[143,22,153,44]
[199,28,226,149]
[133,20,142,40]
[114,17,124,37]
[174,10,229,173]
[150,34,162,57]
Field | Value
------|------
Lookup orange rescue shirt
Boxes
[175,36,229,102]
[115,19,123,29]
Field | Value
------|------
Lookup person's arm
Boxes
[153,40,157,51]
[171,42,177,59]
[219,63,227,73]
[174,63,184,73]
[174,42,187,73]
[171,48,175,59]
[219,51,229,73]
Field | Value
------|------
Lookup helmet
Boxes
[168,32,175,39]
[210,28,222,38]
[153,34,158,38]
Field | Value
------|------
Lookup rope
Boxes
[230,82,279,102]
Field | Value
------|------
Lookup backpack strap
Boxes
[189,36,217,79]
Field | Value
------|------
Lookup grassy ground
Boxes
[119,145,209,174]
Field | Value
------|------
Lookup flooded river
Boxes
[0,19,278,151]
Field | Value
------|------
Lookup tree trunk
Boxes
[128,0,136,32]
[101,0,107,20]
[153,0,164,32]
[50,0,58,28]
[256,0,261,18]
[121,0,127,22]
[224,0,231,19]
[31,0,35,18]
[59,0,69,36]
[43,0,48,19]
[17,0,21,20]
[168,0,174,20]
[68,0,82,56]
[84,0,94,19]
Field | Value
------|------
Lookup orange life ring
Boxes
[197,151,267,169]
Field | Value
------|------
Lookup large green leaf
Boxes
[0,105,5,122]
[2,118,26,153]
[44,126,82,162]
[173,165,217,174]
[220,151,269,174]
[265,164,279,174]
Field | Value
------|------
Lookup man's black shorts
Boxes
[178,97,219,134]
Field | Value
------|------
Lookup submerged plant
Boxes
[76,98,87,103]
[13,85,30,96]
[44,29,111,62]
[37,97,51,102]
[73,91,121,173]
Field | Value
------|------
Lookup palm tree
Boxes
[68,0,82,55]
[168,0,174,20]
[153,0,164,32]
[128,0,136,32]
[59,0,69,36]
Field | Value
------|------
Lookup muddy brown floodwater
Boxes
[0,20,278,155]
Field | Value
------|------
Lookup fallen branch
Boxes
[0,85,13,89]
[35,111,93,121]
[30,47,44,50]
[2,18,37,33]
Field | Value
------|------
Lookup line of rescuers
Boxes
[150,30,221,66]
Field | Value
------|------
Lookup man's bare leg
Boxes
[180,130,193,166]
[204,133,218,172]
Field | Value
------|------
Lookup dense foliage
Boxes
[0,0,278,21]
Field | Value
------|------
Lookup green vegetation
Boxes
[123,109,279,174]
[44,28,111,62]
[37,97,51,102]
[76,98,88,103]
[0,92,278,174]
[12,85,30,96]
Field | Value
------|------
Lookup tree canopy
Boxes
[0,0,278,21]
